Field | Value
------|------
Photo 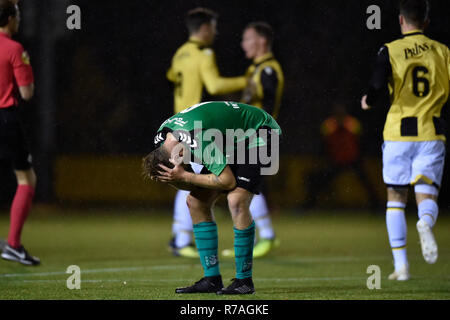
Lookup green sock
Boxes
[234,221,255,279]
[193,221,220,277]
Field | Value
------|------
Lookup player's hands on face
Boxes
[361,95,371,110]
[156,158,188,184]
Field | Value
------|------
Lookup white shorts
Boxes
[382,140,446,191]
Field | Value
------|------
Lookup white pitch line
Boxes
[5,276,449,284]
[9,279,196,283]
[5,277,367,284]
[289,256,391,263]
[0,256,395,279]
[0,264,194,278]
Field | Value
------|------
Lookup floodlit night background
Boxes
[0,0,449,208]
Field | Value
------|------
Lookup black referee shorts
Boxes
[0,107,33,170]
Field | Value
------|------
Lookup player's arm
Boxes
[19,83,34,101]
[183,166,236,191]
[157,160,236,191]
[200,49,246,95]
[260,67,278,116]
[362,45,391,110]
[12,45,34,101]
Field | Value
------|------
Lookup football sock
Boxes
[7,185,35,249]
[172,190,193,248]
[418,199,438,228]
[193,221,220,277]
[250,193,275,239]
[234,221,255,279]
[386,201,408,270]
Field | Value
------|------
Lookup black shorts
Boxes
[201,127,279,194]
[0,107,33,170]
[200,160,265,194]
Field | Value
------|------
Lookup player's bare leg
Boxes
[227,187,253,230]
[386,187,409,281]
[222,193,279,258]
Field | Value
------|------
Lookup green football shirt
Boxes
[155,101,282,175]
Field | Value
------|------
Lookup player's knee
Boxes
[186,193,207,213]
[186,194,196,210]
[227,194,250,217]
[415,184,439,203]
[387,186,408,202]
[15,169,37,188]
[29,170,37,188]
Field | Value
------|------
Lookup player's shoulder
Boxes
[186,40,214,54]
[427,37,450,54]
[172,41,190,55]
[0,36,24,52]
[176,41,215,58]
[376,44,389,55]
[383,37,404,55]
[259,58,283,76]
[385,34,447,51]
[259,55,281,67]
[199,46,215,58]
[384,36,403,47]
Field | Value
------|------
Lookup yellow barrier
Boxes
[54,155,385,206]
[54,155,176,204]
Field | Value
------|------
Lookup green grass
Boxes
[0,206,449,300]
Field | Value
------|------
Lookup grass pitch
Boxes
[0,206,449,300]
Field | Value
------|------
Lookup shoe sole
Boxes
[1,253,34,265]
[175,286,223,294]
[416,220,438,264]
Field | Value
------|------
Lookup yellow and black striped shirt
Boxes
[167,37,247,114]
[241,53,284,120]
[367,30,450,142]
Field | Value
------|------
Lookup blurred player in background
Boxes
[166,8,247,258]
[302,103,378,209]
[362,0,449,281]
[222,21,284,258]
[0,0,40,266]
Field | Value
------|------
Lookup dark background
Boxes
[0,0,449,206]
